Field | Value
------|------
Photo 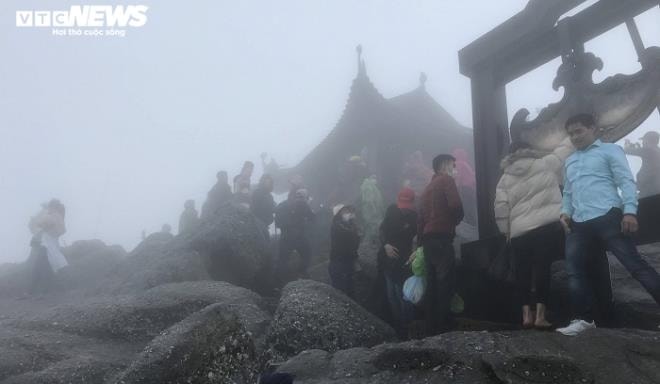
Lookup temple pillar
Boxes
[470,68,510,239]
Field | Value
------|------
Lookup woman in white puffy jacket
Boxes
[494,138,573,329]
[28,199,67,295]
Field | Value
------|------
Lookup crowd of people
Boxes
[23,115,660,339]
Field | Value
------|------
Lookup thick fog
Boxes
[1,1,659,264]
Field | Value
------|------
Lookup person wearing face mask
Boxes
[494,137,573,329]
[416,154,463,334]
[328,205,361,298]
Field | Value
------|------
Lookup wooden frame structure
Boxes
[459,0,660,240]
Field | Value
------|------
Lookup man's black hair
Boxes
[432,154,456,173]
[565,113,596,130]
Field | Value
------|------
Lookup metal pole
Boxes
[625,19,645,59]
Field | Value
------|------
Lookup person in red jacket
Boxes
[417,154,464,334]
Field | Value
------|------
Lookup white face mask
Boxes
[342,213,354,222]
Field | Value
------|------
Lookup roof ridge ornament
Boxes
[419,72,427,89]
[356,44,367,78]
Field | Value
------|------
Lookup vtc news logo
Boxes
[16,5,149,28]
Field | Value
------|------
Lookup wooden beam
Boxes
[461,0,659,86]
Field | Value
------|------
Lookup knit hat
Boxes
[397,187,415,210]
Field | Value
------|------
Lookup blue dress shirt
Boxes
[561,140,638,223]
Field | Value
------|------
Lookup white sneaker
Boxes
[556,319,596,336]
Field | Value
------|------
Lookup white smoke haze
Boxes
[1,1,658,263]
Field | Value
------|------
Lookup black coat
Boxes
[201,182,232,219]
[275,199,315,239]
[329,217,360,266]
[378,204,417,281]
[251,187,275,226]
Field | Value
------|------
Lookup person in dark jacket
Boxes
[329,204,361,298]
[275,189,315,279]
[378,187,418,335]
[417,154,464,335]
[178,199,200,235]
[201,171,232,220]
[251,174,276,239]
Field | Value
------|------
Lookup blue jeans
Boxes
[566,208,660,321]
[384,274,412,333]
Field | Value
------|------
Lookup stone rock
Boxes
[115,303,260,384]
[266,279,396,362]
[62,239,126,265]
[57,240,127,292]
[15,281,268,342]
[101,237,209,295]
[189,203,271,293]
[307,240,381,314]
[1,357,127,384]
[0,323,140,384]
[277,329,660,384]
[0,262,31,297]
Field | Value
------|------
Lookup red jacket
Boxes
[418,173,464,238]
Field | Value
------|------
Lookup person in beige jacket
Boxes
[28,199,67,295]
[494,138,573,328]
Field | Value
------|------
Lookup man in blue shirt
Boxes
[557,113,660,336]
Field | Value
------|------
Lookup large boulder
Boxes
[61,239,126,264]
[115,303,260,384]
[0,323,140,384]
[57,240,127,292]
[277,329,660,384]
[14,281,268,342]
[189,203,271,293]
[266,279,396,362]
[0,261,31,297]
[2,356,128,384]
[100,236,210,295]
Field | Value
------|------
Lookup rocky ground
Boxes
[0,204,658,383]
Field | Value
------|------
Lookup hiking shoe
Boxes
[556,319,596,336]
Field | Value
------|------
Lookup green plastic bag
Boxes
[411,247,426,277]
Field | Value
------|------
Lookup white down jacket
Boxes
[494,139,574,239]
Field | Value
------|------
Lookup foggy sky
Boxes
[1,1,659,263]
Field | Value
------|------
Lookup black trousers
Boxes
[30,244,55,295]
[422,236,455,334]
[277,233,311,277]
[510,223,561,307]
[329,260,355,298]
